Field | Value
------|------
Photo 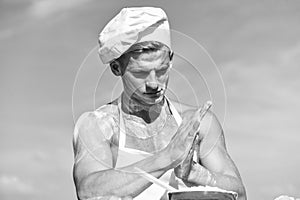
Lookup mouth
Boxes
[144,90,163,98]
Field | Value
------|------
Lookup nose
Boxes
[146,71,159,92]
[146,82,159,91]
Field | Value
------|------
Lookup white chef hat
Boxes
[98,7,171,64]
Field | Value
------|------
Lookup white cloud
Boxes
[0,175,35,194]
[29,0,92,18]
[220,44,300,200]
[278,42,300,68]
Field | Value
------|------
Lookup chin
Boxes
[143,97,162,105]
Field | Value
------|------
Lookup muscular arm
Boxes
[73,112,172,199]
[185,111,247,200]
[75,153,171,199]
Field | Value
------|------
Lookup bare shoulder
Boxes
[199,110,223,139]
[73,103,119,182]
[168,98,223,139]
[73,101,119,146]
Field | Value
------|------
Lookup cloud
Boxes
[223,42,300,133]
[0,175,35,195]
[29,0,92,18]
[221,42,300,200]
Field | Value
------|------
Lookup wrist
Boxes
[188,163,217,186]
[205,170,217,186]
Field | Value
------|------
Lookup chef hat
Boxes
[98,7,171,64]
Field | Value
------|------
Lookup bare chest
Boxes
[112,114,179,154]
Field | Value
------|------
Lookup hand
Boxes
[161,109,201,169]
[174,132,200,181]
[179,163,217,187]
[94,196,133,200]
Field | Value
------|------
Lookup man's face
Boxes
[121,49,171,105]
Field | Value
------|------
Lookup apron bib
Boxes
[115,96,182,200]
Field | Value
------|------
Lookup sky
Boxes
[0,0,300,200]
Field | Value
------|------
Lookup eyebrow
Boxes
[129,63,170,72]
[129,68,149,72]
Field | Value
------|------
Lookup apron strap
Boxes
[118,96,126,149]
[165,96,182,126]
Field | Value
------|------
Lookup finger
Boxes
[186,122,200,141]
[109,196,122,200]
[179,117,194,129]
[184,118,200,133]
[122,196,133,200]
[184,133,199,156]
[97,196,119,200]
[175,120,195,139]
[174,119,200,146]
[190,121,200,136]
[194,136,200,162]
[174,165,183,178]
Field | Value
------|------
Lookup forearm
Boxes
[187,164,246,200]
[77,152,171,199]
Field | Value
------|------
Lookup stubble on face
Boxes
[122,49,171,106]
[120,49,172,122]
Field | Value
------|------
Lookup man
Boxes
[73,7,246,200]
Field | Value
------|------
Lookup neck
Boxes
[121,92,165,123]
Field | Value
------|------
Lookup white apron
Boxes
[115,96,182,200]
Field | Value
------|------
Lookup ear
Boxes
[110,60,123,76]
[169,50,174,61]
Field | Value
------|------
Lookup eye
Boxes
[131,70,149,78]
[156,67,169,77]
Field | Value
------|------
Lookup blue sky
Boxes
[1,1,300,200]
